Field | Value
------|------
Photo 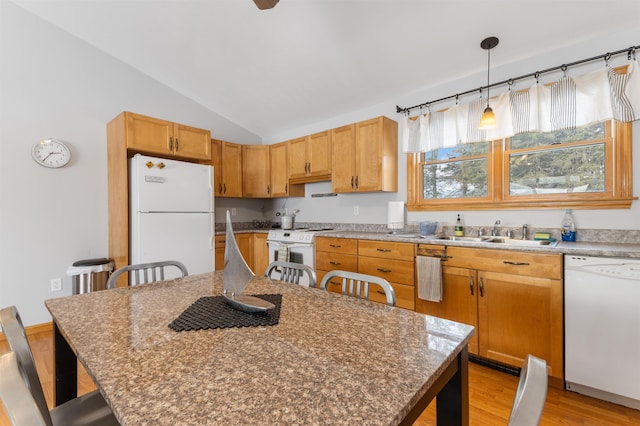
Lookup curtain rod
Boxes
[396,44,639,115]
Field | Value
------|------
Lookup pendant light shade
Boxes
[479,36,499,130]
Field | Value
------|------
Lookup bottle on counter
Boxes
[454,214,464,236]
[561,209,577,242]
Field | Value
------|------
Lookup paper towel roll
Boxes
[387,201,405,231]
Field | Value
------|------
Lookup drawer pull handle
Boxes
[376,290,386,295]
[376,248,392,253]
[479,277,485,297]
[377,268,392,273]
[329,261,341,266]
[503,261,530,266]
[329,244,342,248]
[469,276,474,296]
[328,280,340,286]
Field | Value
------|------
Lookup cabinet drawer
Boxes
[316,237,358,254]
[358,257,414,285]
[316,252,357,271]
[214,235,226,249]
[369,282,415,310]
[318,270,345,294]
[358,240,414,261]
[446,247,562,279]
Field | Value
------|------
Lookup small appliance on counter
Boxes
[276,209,300,230]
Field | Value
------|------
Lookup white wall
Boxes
[262,26,640,232]
[0,1,261,326]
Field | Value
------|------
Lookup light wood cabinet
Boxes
[269,142,304,198]
[242,145,271,197]
[122,112,211,160]
[316,237,358,293]
[332,116,398,193]
[253,233,269,276]
[215,233,257,271]
[288,131,332,183]
[316,237,415,310]
[213,140,243,197]
[214,235,226,271]
[357,240,415,310]
[415,245,564,387]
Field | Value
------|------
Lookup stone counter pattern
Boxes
[46,274,473,425]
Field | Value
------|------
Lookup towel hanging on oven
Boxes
[277,244,290,262]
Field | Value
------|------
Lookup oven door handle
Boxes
[267,241,314,249]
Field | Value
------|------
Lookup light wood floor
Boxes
[2,331,639,425]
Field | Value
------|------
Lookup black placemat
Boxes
[169,294,282,331]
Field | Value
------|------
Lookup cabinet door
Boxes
[269,142,289,197]
[253,233,269,276]
[220,142,243,197]
[235,233,254,271]
[415,266,479,354]
[214,235,226,271]
[477,270,563,380]
[288,136,308,179]
[331,124,356,193]
[211,139,223,196]
[242,145,271,197]
[125,112,172,155]
[355,118,383,192]
[308,130,332,177]
[173,123,211,160]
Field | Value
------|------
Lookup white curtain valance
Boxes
[402,59,640,153]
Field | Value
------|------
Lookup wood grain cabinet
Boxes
[288,130,332,183]
[119,111,211,160]
[214,233,259,272]
[332,116,398,193]
[315,237,358,292]
[415,245,564,387]
[357,240,415,310]
[252,233,269,276]
[242,145,271,197]
[211,139,243,197]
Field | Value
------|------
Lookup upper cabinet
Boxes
[289,130,332,183]
[332,116,398,193]
[122,112,211,161]
[270,142,303,198]
[242,145,271,197]
[212,139,243,198]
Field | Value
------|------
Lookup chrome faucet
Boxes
[492,220,500,236]
[522,224,529,240]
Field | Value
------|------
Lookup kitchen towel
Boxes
[277,244,290,262]
[416,255,443,302]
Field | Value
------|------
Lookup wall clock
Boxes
[31,138,71,168]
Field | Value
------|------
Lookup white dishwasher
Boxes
[564,255,640,409]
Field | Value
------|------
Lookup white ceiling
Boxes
[11,0,640,140]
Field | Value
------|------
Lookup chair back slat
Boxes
[265,261,317,288]
[107,260,189,288]
[320,270,396,306]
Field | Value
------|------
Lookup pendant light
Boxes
[479,36,499,129]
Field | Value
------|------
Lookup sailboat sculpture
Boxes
[222,210,275,312]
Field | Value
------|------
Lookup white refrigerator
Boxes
[130,154,215,277]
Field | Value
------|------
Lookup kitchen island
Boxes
[46,272,474,425]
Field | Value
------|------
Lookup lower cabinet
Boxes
[415,245,564,388]
[214,233,267,273]
[315,237,416,310]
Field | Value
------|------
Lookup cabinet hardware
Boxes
[355,175,359,189]
[175,138,179,151]
[169,137,173,151]
[350,176,354,189]
[307,162,311,174]
[328,280,340,286]
[285,184,288,193]
[469,276,474,295]
[223,183,227,194]
[377,268,392,273]
[376,290,386,295]
[267,185,270,195]
[329,261,341,266]
[503,260,530,266]
[376,248,392,253]
[479,277,485,297]
[329,244,342,248]
[219,183,222,193]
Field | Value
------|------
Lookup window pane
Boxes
[424,142,489,161]
[511,122,605,150]
[423,158,488,199]
[509,144,605,195]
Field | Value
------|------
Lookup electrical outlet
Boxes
[353,206,359,216]
[51,277,62,292]
[231,208,237,216]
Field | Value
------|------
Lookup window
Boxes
[407,120,634,210]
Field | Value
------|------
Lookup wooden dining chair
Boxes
[0,306,119,426]
[0,350,47,426]
[107,260,188,288]
[508,354,548,426]
[265,260,317,287]
[320,270,396,306]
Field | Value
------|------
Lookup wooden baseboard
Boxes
[0,321,52,342]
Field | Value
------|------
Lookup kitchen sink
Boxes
[484,237,553,246]
[431,235,491,242]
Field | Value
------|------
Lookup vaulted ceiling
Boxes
[11,0,640,140]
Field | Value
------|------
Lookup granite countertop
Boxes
[45,272,474,425]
